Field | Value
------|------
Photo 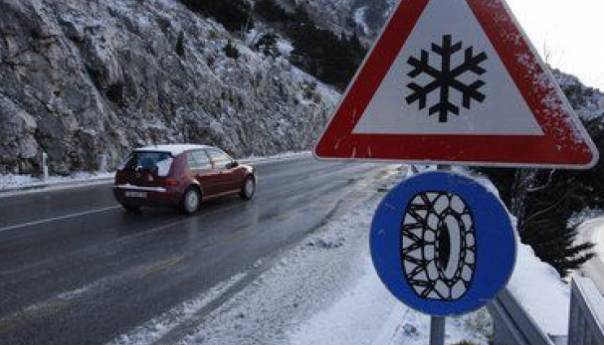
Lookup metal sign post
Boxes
[429,165,450,345]
[430,316,446,345]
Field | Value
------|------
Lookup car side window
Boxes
[208,149,234,169]
[187,150,212,170]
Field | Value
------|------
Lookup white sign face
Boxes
[353,0,543,135]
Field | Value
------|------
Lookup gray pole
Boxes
[430,316,446,345]
[42,152,49,182]
[429,164,451,345]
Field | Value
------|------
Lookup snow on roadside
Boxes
[0,171,115,191]
[241,151,311,164]
[0,151,312,192]
[577,217,604,262]
[507,244,571,336]
[354,6,371,35]
[173,168,491,345]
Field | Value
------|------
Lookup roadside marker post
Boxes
[312,0,599,342]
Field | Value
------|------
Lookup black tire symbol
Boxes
[401,192,476,301]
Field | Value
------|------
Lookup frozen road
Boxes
[0,156,388,345]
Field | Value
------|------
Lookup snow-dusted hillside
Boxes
[0,0,338,174]
[274,0,394,40]
[554,69,604,121]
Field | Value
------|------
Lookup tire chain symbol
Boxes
[401,192,477,301]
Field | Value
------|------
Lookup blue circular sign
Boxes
[370,171,517,317]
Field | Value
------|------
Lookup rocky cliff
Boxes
[275,0,394,40]
[0,0,338,174]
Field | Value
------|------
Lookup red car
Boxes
[113,144,256,215]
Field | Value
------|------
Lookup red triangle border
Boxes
[314,0,598,169]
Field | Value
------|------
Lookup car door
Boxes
[187,150,220,196]
[207,148,241,193]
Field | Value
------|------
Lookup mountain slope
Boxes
[0,0,338,174]
[274,0,394,40]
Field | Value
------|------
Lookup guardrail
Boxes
[487,288,555,345]
[568,277,604,345]
[489,277,604,345]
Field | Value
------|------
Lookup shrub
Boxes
[181,0,254,32]
[175,31,186,57]
[254,33,279,57]
[223,40,240,60]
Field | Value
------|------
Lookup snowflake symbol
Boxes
[405,35,488,123]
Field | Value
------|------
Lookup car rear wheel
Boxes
[182,187,201,215]
[240,176,256,200]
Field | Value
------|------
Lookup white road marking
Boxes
[0,205,121,234]
[105,272,247,345]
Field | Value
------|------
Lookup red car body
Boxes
[113,145,255,214]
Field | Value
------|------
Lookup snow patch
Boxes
[0,172,115,191]
[508,244,570,336]
[354,6,371,35]
[577,217,604,262]
[276,39,294,58]
[569,208,604,228]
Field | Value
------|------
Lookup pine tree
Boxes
[180,0,254,32]
[478,115,604,277]
[223,40,240,60]
[254,33,279,57]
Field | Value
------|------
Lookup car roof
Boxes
[134,144,213,156]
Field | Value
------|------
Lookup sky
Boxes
[506,0,604,90]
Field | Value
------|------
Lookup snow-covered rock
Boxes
[554,69,604,121]
[0,0,339,175]
[274,0,393,42]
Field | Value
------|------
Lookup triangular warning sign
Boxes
[314,0,599,169]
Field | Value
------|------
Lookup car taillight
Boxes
[163,178,179,187]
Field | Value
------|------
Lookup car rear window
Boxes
[120,151,173,176]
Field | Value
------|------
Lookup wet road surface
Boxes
[0,156,388,345]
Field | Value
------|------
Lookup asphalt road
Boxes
[0,156,389,345]
[578,218,604,295]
